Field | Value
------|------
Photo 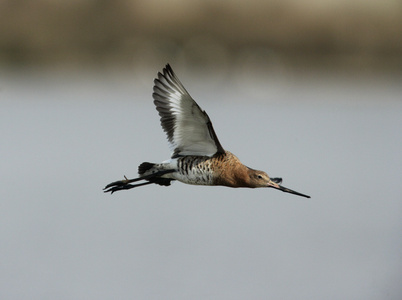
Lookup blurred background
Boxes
[1,0,401,299]
[1,0,401,72]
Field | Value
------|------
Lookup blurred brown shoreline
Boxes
[1,0,401,72]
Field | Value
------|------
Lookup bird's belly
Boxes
[173,168,214,185]
[170,157,215,185]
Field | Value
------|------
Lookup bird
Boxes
[103,64,310,198]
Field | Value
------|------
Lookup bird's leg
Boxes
[103,180,154,194]
[103,175,150,194]
[103,170,175,194]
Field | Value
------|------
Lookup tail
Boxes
[138,162,155,176]
[138,162,173,186]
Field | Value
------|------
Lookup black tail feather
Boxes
[138,162,174,186]
[138,162,155,175]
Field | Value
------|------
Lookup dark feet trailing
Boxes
[103,169,175,194]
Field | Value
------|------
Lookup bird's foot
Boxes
[103,175,133,194]
[271,177,282,184]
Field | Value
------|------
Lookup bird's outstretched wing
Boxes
[153,64,225,158]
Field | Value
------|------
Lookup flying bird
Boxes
[104,64,310,198]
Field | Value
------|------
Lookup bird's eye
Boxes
[257,175,263,179]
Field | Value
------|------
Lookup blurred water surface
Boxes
[1,69,401,299]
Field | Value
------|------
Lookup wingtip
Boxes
[165,63,172,71]
[165,65,174,78]
[156,63,175,84]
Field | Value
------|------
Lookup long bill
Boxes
[268,180,311,198]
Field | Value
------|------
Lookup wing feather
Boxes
[153,64,225,158]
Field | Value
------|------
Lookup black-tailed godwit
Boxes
[104,64,310,198]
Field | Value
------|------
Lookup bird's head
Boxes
[248,169,310,198]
